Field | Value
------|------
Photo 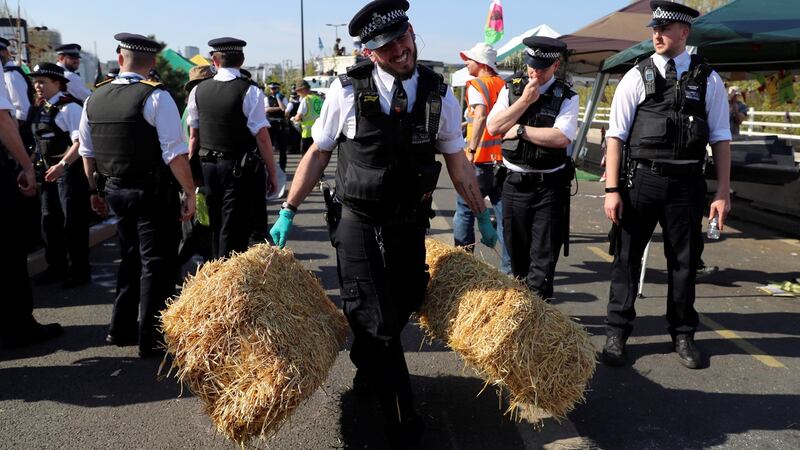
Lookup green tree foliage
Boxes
[677,0,733,14]
[149,35,188,111]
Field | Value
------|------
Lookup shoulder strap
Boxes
[417,64,445,138]
[506,73,527,106]
[138,79,163,89]
[636,58,657,97]
[95,78,114,88]
[338,73,352,88]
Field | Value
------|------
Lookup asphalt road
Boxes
[1,153,799,449]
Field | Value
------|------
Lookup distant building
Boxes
[77,50,99,86]
[243,63,283,84]
[28,26,61,66]
[184,46,199,59]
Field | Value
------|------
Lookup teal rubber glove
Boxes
[270,209,295,249]
[477,209,498,248]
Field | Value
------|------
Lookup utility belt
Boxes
[634,159,705,177]
[199,149,244,162]
[200,148,262,177]
[505,167,568,186]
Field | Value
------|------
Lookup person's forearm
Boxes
[286,144,331,208]
[711,140,731,194]
[62,141,81,165]
[486,99,528,136]
[0,110,30,168]
[266,107,283,114]
[443,151,486,214]
[83,156,97,190]
[255,127,278,180]
[522,126,571,149]
[189,127,199,158]
[468,106,486,151]
[168,154,196,194]
[605,138,623,188]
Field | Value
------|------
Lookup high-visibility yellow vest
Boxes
[466,75,505,164]
[301,94,323,139]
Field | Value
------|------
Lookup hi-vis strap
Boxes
[471,78,491,106]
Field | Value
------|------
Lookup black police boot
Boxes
[34,267,66,286]
[674,335,704,369]
[382,393,425,449]
[62,273,91,289]
[353,369,375,396]
[602,331,627,367]
[1,320,63,349]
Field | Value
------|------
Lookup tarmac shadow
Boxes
[0,324,109,362]
[0,356,183,407]
[339,374,527,450]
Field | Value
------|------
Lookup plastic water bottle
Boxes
[707,217,720,240]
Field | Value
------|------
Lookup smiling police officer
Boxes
[602,1,732,369]
[270,0,496,444]
[55,43,92,103]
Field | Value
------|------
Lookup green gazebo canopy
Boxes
[602,0,800,73]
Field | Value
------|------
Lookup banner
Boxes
[484,0,504,45]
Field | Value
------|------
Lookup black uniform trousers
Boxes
[268,120,288,171]
[249,160,268,242]
[40,162,91,278]
[607,166,706,338]
[0,159,36,337]
[201,157,256,259]
[333,214,429,421]
[104,179,180,352]
[502,170,569,299]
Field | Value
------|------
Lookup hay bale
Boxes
[418,239,596,420]
[161,244,348,445]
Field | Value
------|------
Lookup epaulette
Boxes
[439,81,448,97]
[346,59,374,78]
[94,78,114,88]
[338,73,352,88]
[139,79,163,88]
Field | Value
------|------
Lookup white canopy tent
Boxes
[450,24,560,87]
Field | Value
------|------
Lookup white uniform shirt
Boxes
[311,63,465,154]
[0,65,14,111]
[3,61,30,121]
[45,92,83,143]
[78,72,188,164]
[467,85,486,107]
[285,101,296,115]
[607,51,731,147]
[487,76,580,173]
[296,94,309,117]
[186,67,270,135]
[56,61,92,102]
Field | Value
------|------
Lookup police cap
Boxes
[29,62,70,84]
[647,1,700,27]
[0,37,9,49]
[114,33,163,54]
[208,37,247,54]
[348,0,410,50]
[56,43,82,57]
[522,36,566,69]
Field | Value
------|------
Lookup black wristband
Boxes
[281,201,298,212]
[604,187,620,193]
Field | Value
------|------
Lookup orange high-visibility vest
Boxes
[465,75,505,164]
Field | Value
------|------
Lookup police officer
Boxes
[486,36,580,301]
[30,63,91,288]
[270,1,496,444]
[265,82,288,171]
[602,1,731,369]
[0,37,32,147]
[0,64,62,349]
[284,87,302,155]
[187,37,278,259]
[55,43,92,103]
[79,33,196,357]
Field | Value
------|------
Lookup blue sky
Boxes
[21,0,630,66]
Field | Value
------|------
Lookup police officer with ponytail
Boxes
[270,0,496,444]
[601,1,731,369]
[486,36,580,302]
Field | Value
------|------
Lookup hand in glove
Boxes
[477,209,498,248]
[269,209,295,249]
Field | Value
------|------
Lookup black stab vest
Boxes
[335,61,445,223]
[32,96,78,162]
[501,75,575,171]
[266,94,285,121]
[195,77,257,155]
[86,80,163,179]
[627,55,711,161]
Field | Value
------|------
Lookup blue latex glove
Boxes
[477,209,498,248]
[269,209,295,249]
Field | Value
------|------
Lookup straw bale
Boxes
[418,239,596,420]
[161,244,348,445]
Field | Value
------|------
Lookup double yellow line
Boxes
[587,246,787,369]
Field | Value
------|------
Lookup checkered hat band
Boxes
[119,42,159,53]
[360,8,407,40]
[212,46,244,52]
[33,68,64,78]
[653,7,693,23]
[526,48,560,59]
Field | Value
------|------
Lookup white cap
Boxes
[459,42,498,72]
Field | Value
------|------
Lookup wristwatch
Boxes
[516,124,526,140]
[604,187,620,193]
[466,147,476,154]
[59,160,70,169]
[281,201,298,212]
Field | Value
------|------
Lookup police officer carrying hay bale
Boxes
[187,37,278,259]
[270,0,497,444]
[601,1,732,369]
[486,36,580,301]
[79,33,196,357]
